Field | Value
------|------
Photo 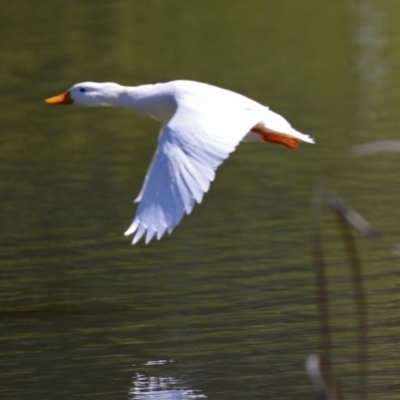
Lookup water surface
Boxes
[1,1,400,399]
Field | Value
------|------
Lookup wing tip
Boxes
[124,224,137,236]
[132,233,143,245]
[124,219,170,245]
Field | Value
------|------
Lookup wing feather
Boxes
[125,101,266,244]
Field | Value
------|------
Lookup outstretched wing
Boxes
[125,101,265,244]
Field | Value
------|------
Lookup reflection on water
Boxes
[131,361,206,400]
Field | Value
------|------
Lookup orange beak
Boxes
[45,91,73,105]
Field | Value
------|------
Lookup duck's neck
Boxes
[115,83,177,123]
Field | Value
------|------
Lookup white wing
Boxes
[125,101,266,244]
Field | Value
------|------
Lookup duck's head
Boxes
[45,82,123,107]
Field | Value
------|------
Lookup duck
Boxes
[46,80,314,244]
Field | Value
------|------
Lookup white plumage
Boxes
[46,80,314,244]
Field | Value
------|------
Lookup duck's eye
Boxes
[80,88,86,92]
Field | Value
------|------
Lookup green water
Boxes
[1,1,400,399]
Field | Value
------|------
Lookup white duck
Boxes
[46,80,314,244]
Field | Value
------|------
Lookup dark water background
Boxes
[1,1,400,399]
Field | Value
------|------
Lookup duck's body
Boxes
[46,80,314,244]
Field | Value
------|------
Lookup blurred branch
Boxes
[352,140,400,157]
[326,193,378,238]
[309,183,342,400]
[327,194,369,400]
[306,355,340,400]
